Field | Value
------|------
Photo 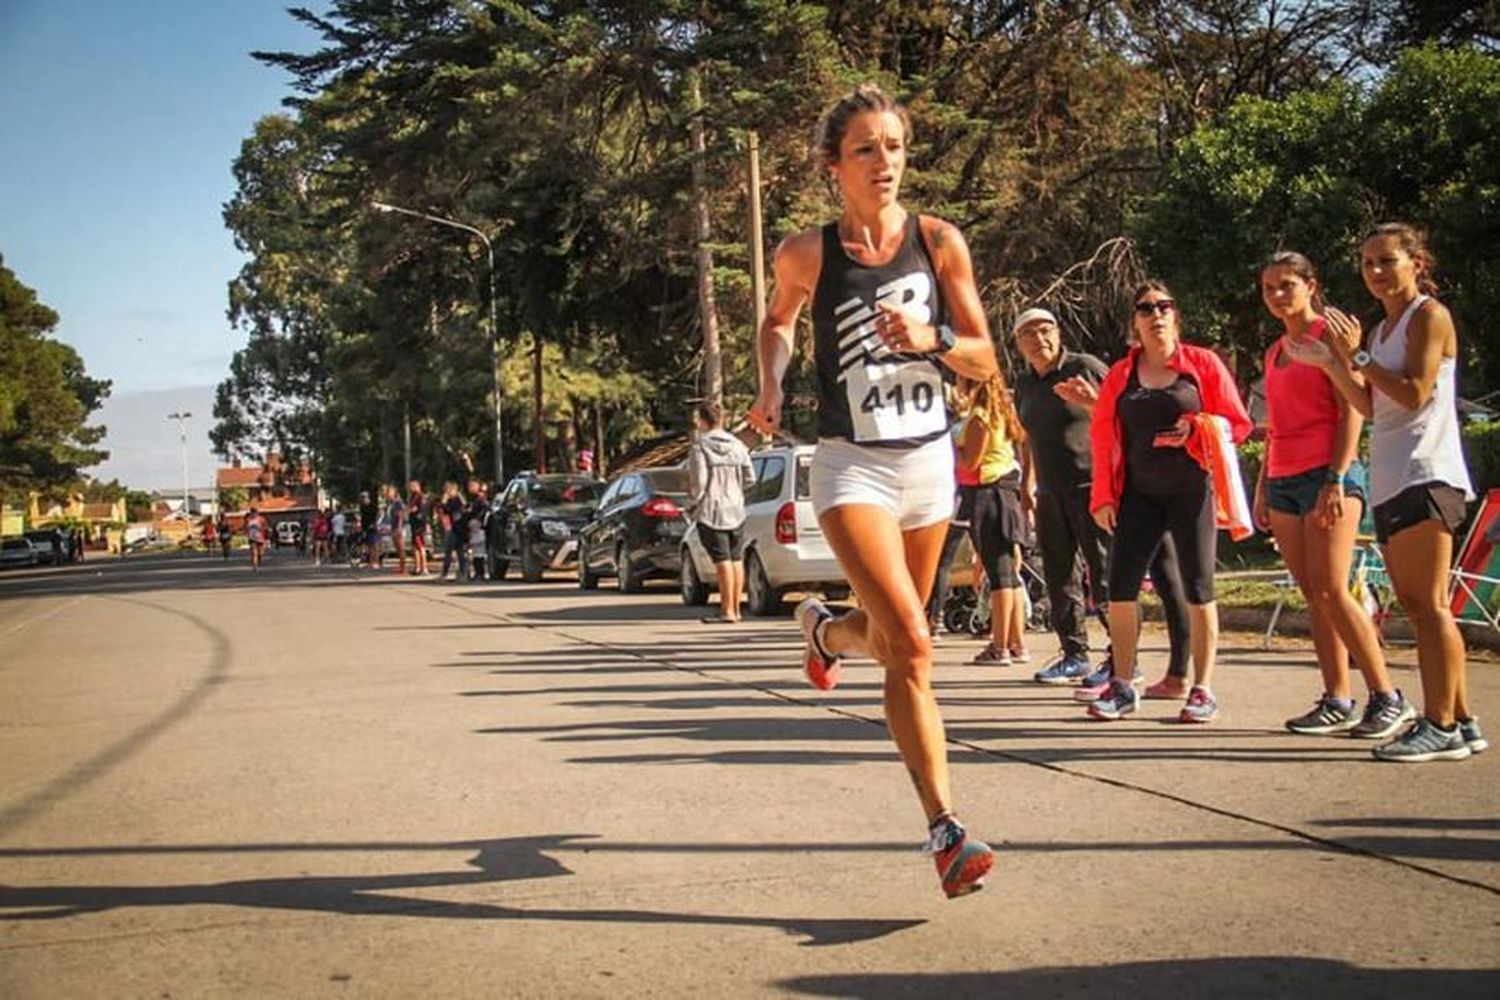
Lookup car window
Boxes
[2,539,30,551]
[530,478,605,506]
[642,467,689,495]
[598,480,623,508]
[613,477,638,503]
[746,454,786,504]
[795,453,813,500]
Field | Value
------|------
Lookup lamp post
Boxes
[166,411,191,518]
[371,201,505,487]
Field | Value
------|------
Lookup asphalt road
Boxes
[1,550,1497,998]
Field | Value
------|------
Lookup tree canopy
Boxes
[214,1,1500,495]
[0,255,111,498]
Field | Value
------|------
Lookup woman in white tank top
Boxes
[1285,223,1483,763]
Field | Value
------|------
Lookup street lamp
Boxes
[166,411,191,518]
[371,200,505,487]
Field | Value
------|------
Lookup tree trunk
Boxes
[690,67,722,409]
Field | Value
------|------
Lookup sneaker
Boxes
[927,815,994,899]
[1458,717,1488,753]
[1008,647,1032,664]
[1087,678,1139,720]
[970,643,1011,666]
[1072,658,1115,702]
[1033,653,1092,685]
[1350,690,1416,740]
[1285,695,1360,735]
[1372,717,1472,763]
[796,597,842,691]
[1178,686,1218,724]
[1143,677,1190,700]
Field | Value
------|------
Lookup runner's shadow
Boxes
[0,835,920,946]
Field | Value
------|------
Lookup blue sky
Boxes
[0,2,326,486]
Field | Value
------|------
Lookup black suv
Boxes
[489,473,605,582]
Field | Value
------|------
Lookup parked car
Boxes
[0,537,40,569]
[489,473,605,582]
[275,521,304,547]
[23,529,65,565]
[578,466,691,593]
[680,443,849,616]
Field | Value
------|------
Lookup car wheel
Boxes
[520,537,544,582]
[679,550,709,606]
[578,549,600,590]
[618,544,644,594]
[745,550,785,617]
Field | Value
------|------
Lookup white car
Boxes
[680,443,848,616]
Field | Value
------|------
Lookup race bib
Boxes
[833,272,947,443]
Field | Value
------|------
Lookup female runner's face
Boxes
[830,110,907,210]
[1260,265,1315,323]
[1132,290,1179,356]
[1361,234,1418,302]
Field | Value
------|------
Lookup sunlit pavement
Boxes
[1,551,1496,998]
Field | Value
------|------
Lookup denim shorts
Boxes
[1265,464,1367,517]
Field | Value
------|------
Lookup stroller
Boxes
[942,550,1050,637]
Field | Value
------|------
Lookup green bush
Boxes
[1462,421,1500,493]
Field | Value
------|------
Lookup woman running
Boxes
[1087,281,1252,723]
[1254,252,1411,739]
[1284,223,1484,761]
[748,84,998,898]
[956,373,1029,666]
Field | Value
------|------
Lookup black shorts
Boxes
[970,473,1026,588]
[699,524,745,562]
[1373,480,1469,543]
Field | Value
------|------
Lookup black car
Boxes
[577,467,690,593]
[489,473,605,582]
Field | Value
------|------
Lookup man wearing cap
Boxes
[1012,308,1116,684]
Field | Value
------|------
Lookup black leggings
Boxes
[1108,479,1216,605]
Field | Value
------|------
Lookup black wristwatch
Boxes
[930,324,957,355]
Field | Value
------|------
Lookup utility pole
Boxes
[167,411,191,518]
[747,130,767,336]
[533,335,545,474]
[689,67,722,409]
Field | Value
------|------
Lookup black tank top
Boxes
[1118,359,1206,495]
[810,214,949,446]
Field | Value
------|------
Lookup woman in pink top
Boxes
[1253,252,1408,739]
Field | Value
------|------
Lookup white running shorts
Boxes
[810,436,956,531]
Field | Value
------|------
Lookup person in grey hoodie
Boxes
[688,401,755,623]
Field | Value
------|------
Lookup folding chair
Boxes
[1448,487,1500,639]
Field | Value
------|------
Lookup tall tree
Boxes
[0,254,111,499]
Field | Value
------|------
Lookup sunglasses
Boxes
[1133,299,1175,317]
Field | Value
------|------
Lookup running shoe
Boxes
[1072,658,1116,702]
[1087,678,1139,720]
[1285,695,1360,735]
[971,643,1012,666]
[927,815,994,899]
[1033,653,1092,685]
[1143,677,1190,700]
[1349,690,1416,740]
[1458,717,1488,753]
[1178,686,1218,724]
[796,597,842,691]
[1372,718,1472,763]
